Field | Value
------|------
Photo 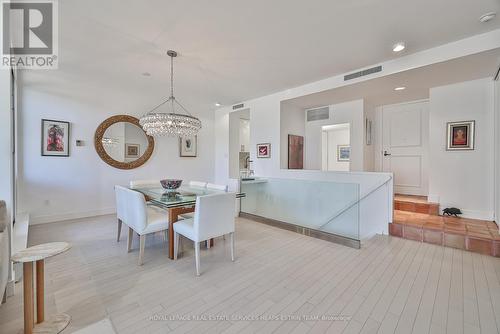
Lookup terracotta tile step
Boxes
[394,194,440,215]
[390,210,500,257]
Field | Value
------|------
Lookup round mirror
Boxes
[94,115,154,169]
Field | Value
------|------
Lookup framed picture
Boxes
[257,143,271,158]
[446,121,475,150]
[288,135,304,169]
[337,145,351,162]
[365,118,372,145]
[179,135,197,157]
[41,119,70,157]
[125,143,140,159]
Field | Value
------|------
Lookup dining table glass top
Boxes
[133,186,245,209]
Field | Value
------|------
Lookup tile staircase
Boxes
[390,194,500,257]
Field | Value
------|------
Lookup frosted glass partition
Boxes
[240,178,360,241]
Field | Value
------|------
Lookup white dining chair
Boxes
[179,183,228,222]
[188,181,208,188]
[115,186,169,265]
[115,185,128,242]
[130,180,160,189]
[174,192,236,276]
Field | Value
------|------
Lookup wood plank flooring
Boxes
[1,214,500,333]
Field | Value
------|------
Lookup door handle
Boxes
[383,151,391,156]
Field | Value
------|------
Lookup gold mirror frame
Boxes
[94,115,155,170]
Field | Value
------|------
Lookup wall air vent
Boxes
[232,103,245,110]
[306,106,329,122]
[344,65,382,81]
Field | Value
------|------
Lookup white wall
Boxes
[280,104,305,169]
[304,100,364,171]
[18,87,215,224]
[429,78,495,220]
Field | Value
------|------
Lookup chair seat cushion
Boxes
[178,212,194,220]
[140,206,169,235]
[173,218,197,241]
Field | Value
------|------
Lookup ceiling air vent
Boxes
[232,103,245,110]
[306,106,329,122]
[344,65,382,81]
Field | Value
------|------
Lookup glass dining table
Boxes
[132,186,245,259]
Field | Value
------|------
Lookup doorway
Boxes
[382,100,429,196]
[321,123,351,171]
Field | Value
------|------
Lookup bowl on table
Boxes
[160,179,183,191]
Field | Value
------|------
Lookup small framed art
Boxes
[125,143,140,159]
[337,145,351,162]
[446,121,475,151]
[257,143,271,158]
[41,119,70,157]
[180,135,197,157]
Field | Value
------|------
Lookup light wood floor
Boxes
[1,215,500,334]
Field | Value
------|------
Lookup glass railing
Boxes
[240,177,360,241]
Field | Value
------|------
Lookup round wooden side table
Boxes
[11,242,71,334]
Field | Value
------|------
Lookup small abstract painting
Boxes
[288,135,304,169]
[41,119,70,157]
[180,135,197,157]
[257,143,271,158]
[337,145,351,162]
[125,143,140,159]
[447,121,475,150]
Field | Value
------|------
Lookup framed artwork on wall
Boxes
[337,145,351,162]
[257,143,271,158]
[446,120,475,150]
[288,135,304,169]
[179,135,197,157]
[41,119,70,157]
[125,143,140,159]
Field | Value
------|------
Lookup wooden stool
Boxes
[12,242,71,334]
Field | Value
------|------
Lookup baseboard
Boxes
[30,207,116,225]
[427,194,440,203]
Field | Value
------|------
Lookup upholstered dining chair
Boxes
[129,180,160,189]
[174,192,236,276]
[179,183,229,222]
[115,186,169,265]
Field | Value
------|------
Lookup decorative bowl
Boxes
[160,179,183,190]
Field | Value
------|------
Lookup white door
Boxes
[382,101,429,196]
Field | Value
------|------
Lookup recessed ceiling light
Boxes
[215,102,222,107]
[479,12,496,23]
[392,42,406,52]
[394,86,406,91]
[142,72,151,77]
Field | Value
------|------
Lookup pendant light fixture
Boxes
[139,50,202,137]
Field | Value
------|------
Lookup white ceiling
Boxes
[21,0,500,116]
[282,48,500,109]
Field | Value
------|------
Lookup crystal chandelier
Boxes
[139,50,202,137]
[101,137,119,146]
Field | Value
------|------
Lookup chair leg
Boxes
[127,227,133,253]
[174,232,180,260]
[117,219,122,242]
[230,232,235,262]
[138,235,146,266]
[195,242,201,276]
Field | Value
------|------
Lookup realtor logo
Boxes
[1,0,58,69]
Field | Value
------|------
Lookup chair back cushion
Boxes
[194,192,236,241]
[189,181,207,188]
[130,180,160,189]
[206,183,228,192]
[115,186,148,232]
